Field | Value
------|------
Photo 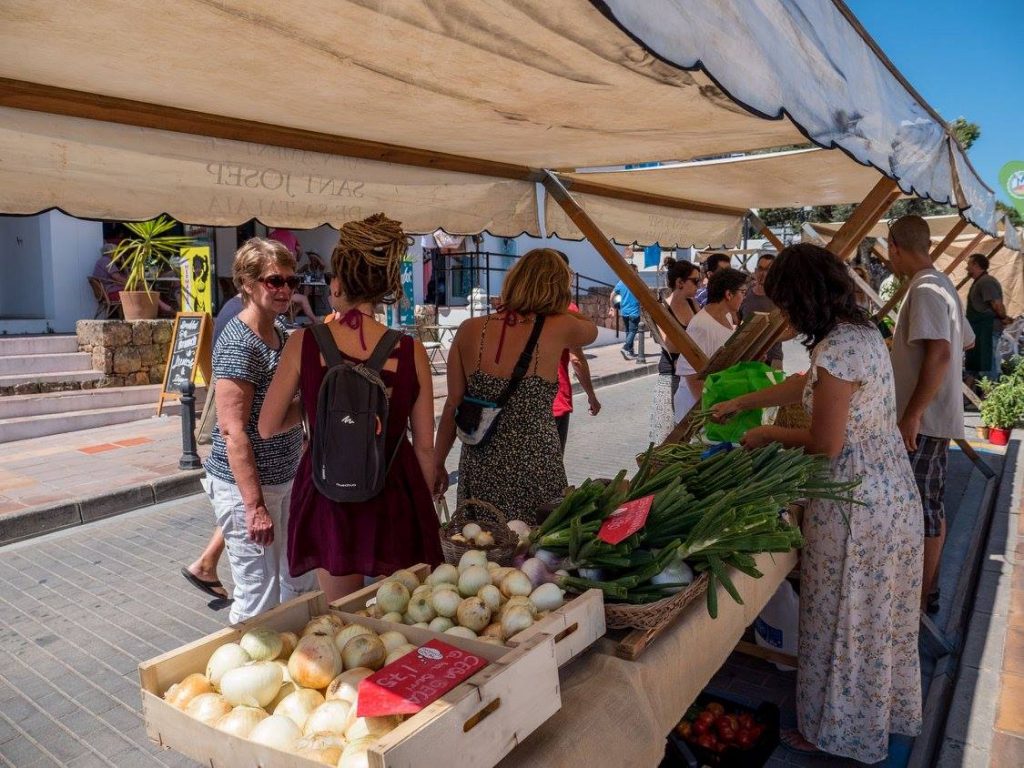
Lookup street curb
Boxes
[0,364,655,547]
[0,469,204,546]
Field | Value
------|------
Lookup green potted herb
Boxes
[979,376,1024,446]
[109,216,195,320]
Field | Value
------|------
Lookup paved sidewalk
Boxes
[0,342,656,545]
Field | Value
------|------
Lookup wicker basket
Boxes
[603,572,710,630]
[440,498,518,567]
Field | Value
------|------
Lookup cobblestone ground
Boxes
[0,378,658,767]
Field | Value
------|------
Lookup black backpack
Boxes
[309,323,402,503]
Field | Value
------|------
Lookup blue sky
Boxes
[847,0,1023,205]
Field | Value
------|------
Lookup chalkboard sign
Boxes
[157,312,212,415]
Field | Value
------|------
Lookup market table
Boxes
[497,549,797,768]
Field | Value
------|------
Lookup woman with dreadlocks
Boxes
[260,213,442,601]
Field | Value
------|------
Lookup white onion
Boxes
[430,588,461,618]
[456,597,492,633]
[478,584,502,613]
[381,611,405,623]
[278,631,299,659]
[478,636,505,646]
[378,631,407,653]
[445,626,478,640]
[295,734,347,766]
[529,583,566,612]
[249,714,302,751]
[302,615,340,638]
[411,584,433,599]
[462,523,483,540]
[185,692,233,726]
[304,699,353,736]
[163,673,213,710]
[490,566,515,586]
[501,605,534,638]
[426,563,459,586]
[474,531,495,547]
[334,624,375,653]
[239,628,283,662]
[219,661,283,708]
[342,634,386,671]
[205,644,251,690]
[273,659,292,684]
[289,635,343,690]
[507,519,531,539]
[385,646,416,665]
[274,688,325,729]
[376,581,410,615]
[432,581,459,594]
[458,549,488,572]
[326,668,375,704]
[486,560,501,572]
[389,569,422,593]
[215,706,268,738]
[649,559,694,593]
[428,616,454,633]
[406,595,436,623]
[500,569,533,598]
[458,565,492,597]
[268,680,297,711]
[339,737,376,768]
[481,622,504,640]
[346,715,403,741]
[366,604,384,619]
[412,621,430,628]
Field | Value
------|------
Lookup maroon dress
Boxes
[287,330,443,577]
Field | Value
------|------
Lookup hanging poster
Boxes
[179,246,213,313]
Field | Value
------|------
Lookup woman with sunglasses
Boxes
[202,238,317,624]
[260,213,443,602]
[649,257,699,442]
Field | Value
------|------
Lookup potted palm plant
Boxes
[109,216,195,320]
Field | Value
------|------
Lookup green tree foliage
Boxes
[997,201,1023,227]
[950,117,981,150]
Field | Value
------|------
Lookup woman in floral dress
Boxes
[712,243,922,763]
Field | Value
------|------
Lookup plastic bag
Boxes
[753,580,799,671]
[702,361,786,443]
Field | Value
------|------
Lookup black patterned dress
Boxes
[457,323,567,523]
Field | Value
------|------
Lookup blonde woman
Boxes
[260,214,442,602]
[203,238,316,624]
[434,249,598,522]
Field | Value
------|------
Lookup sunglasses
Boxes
[259,274,300,290]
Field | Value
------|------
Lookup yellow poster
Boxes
[179,246,213,314]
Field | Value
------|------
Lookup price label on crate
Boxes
[597,494,654,545]
[357,640,488,717]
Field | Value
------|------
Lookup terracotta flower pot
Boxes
[976,425,990,440]
[989,426,1012,446]
[119,290,160,320]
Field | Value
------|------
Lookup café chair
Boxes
[88,277,122,319]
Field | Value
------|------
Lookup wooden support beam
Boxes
[749,212,785,252]
[541,172,709,373]
[873,221,976,321]
[825,177,902,260]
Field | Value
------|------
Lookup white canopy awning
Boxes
[0,0,999,242]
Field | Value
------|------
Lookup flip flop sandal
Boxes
[181,567,230,600]
[779,729,838,758]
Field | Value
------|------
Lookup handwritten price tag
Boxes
[597,494,654,545]
[356,639,488,717]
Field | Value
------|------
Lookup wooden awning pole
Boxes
[825,177,902,261]
[749,212,786,252]
[541,171,709,373]
[873,219,971,321]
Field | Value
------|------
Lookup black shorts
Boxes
[907,435,949,537]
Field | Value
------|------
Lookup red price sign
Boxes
[356,640,488,717]
[597,494,654,545]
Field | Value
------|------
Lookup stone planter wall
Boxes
[76,320,174,388]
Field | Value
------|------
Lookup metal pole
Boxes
[635,318,648,364]
[178,381,202,470]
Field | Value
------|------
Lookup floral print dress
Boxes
[797,323,923,763]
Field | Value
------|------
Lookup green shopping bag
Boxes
[702,361,786,442]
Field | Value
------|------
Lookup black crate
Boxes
[660,690,780,768]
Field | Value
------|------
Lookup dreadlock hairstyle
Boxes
[331,213,408,305]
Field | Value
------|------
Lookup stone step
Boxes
[0,334,79,356]
[0,370,105,389]
[0,384,164,419]
[0,352,94,376]
[0,403,185,444]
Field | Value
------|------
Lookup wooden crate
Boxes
[330,564,606,668]
[139,592,561,768]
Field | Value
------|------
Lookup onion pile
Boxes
[163,623,415,761]
[449,523,496,548]
[353,551,567,643]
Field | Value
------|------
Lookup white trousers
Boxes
[203,476,318,625]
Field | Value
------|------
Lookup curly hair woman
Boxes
[260,213,442,601]
[711,243,922,762]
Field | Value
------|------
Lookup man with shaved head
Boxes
[888,215,974,613]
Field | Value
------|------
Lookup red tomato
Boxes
[717,725,736,744]
[736,731,757,750]
[705,702,725,716]
[676,722,692,740]
[711,740,729,753]
[723,714,740,732]
[692,719,709,737]
[750,724,765,740]
[697,734,716,750]
[737,713,755,730]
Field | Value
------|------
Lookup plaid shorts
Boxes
[907,435,949,537]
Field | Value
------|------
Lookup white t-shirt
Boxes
[890,268,974,440]
[673,309,735,419]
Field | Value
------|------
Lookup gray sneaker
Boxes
[620,349,634,360]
